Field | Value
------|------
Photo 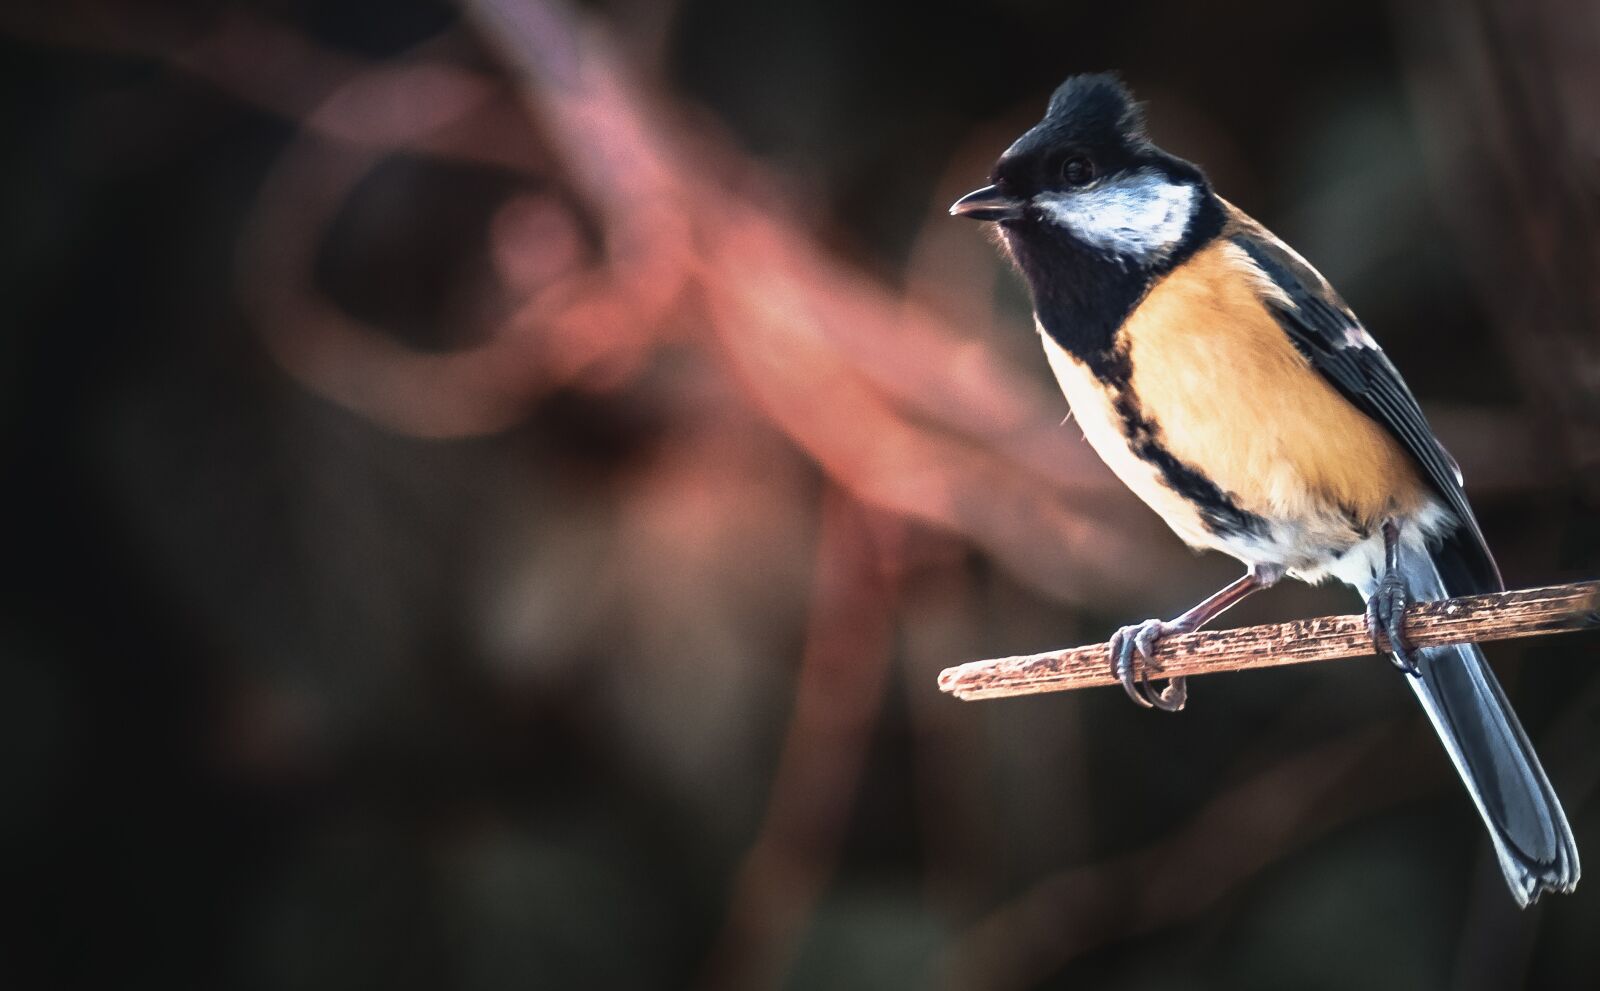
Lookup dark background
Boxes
[5,1,1600,988]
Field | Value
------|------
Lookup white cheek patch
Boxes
[1035,170,1198,262]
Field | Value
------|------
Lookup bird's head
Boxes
[951,74,1215,273]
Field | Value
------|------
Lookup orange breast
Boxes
[1119,239,1429,529]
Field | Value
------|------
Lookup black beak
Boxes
[949,184,1025,222]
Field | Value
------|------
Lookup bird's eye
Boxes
[1060,155,1095,186]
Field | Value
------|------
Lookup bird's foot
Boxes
[1366,572,1417,675]
[1107,619,1188,712]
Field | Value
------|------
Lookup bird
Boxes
[950,72,1578,906]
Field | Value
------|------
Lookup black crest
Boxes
[1043,73,1146,145]
[991,73,1156,198]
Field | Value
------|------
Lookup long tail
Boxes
[1390,537,1579,906]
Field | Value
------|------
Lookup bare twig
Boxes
[940,580,1600,701]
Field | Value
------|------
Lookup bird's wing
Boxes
[1223,204,1503,592]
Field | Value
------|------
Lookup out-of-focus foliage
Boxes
[3,1,1599,988]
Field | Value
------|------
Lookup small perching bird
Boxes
[951,73,1578,906]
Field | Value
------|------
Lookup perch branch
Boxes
[939,580,1600,701]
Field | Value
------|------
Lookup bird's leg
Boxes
[1366,518,1417,675]
[1108,563,1285,712]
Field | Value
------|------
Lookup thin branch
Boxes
[939,580,1600,702]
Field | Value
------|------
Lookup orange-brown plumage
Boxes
[1121,239,1431,527]
[1041,236,1437,576]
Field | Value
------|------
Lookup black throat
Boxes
[1008,191,1225,379]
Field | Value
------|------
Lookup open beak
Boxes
[949,184,1025,222]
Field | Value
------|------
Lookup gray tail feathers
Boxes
[1392,548,1580,906]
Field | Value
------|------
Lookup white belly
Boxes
[1038,328,1217,552]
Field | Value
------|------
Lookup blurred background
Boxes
[5,1,1600,988]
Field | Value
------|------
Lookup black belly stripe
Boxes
[1099,347,1269,540]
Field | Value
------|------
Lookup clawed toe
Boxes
[1366,575,1416,675]
[1109,624,1152,709]
[1145,670,1187,712]
[1108,619,1186,712]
